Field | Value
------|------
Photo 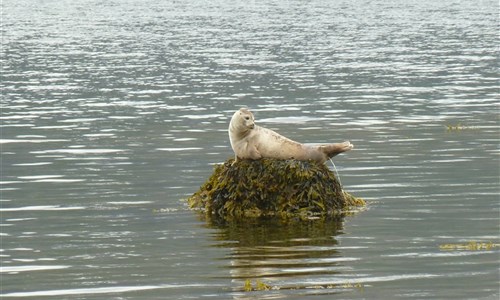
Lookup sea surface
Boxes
[1,0,499,299]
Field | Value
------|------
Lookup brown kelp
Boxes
[188,158,364,221]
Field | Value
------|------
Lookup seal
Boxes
[228,108,353,164]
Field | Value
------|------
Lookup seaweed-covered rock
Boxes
[188,158,365,220]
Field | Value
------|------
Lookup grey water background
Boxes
[1,0,499,298]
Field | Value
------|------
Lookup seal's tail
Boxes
[320,141,353,158]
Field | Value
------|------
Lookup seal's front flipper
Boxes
[249,145,262,160]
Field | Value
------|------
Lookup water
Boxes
[1,0,499,298]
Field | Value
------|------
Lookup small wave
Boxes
[106,201,153,205]
[179,114,224,119]
[30,149,125,154]
[33,125,78,129]
[18,175,64,180]
[301,273,441,287]
[31,179,86,183]
[16,175,84,183]
[156,147,203,152]
[12,162,53,166]
[108,116,140,120]
[0,139,68,144]
[58,118,104,123]
[0,181,21,185]
[382,251,488,258]
[0,205,85,212]
[5,218,37,222]
[0,283,212,298]
[0,265,70,273]
[82,133,116,137]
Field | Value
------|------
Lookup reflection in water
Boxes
[207,216,362,298]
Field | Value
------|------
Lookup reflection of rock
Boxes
[188,158,364,221]
[188,158,366,294]
[207,217,355,295]
[212,217,343,248]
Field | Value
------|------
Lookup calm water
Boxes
[1,0,499,299]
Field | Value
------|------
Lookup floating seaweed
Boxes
[188,158,365,221]
[239,278,364,293]
[439,241,499,251]
[445,123,479,132]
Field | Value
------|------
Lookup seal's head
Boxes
[230,108,255,134]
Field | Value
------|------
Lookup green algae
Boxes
[188,158,365,221]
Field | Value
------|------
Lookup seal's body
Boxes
[228,108,353,164]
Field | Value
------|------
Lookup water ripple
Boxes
[0,284,214,298]
[1,265,70,274]
[0,205,86,212]
[1,0,498,298]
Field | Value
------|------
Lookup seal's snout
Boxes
[249,123,255,129]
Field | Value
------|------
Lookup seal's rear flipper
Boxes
[320,141,353,158]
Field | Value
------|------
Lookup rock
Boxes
[188,158,365,221]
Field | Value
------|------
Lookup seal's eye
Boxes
[244,116,250,120]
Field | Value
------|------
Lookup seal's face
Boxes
[238,108,255,130]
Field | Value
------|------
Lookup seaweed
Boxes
[188,158,365,221]
[439,241,499,251]
[239,279,365,293]
[445,123,479,132]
